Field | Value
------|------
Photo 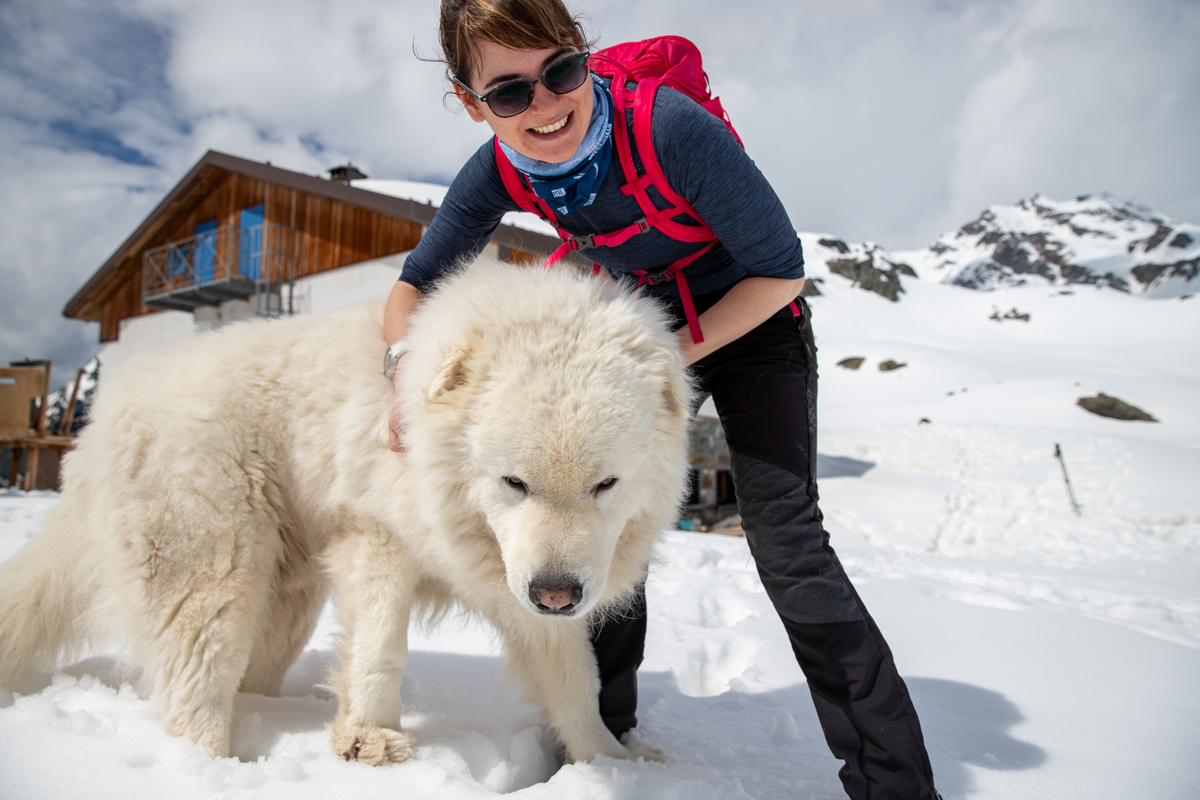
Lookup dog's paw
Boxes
[622,737,666,763]
[330,724,416,765]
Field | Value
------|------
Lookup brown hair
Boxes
[438,0,593,89]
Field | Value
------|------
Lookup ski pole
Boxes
[1054,443,1081,517]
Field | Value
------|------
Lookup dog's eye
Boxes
[503,476,527,492]
[594,477,618,494]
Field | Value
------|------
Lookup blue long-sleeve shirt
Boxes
[400,84,804,301]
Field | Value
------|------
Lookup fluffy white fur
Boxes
[0,258,693,765]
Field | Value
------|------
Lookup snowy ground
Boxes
[2,270,1198,799]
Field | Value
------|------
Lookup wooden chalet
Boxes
[64,150,561,342]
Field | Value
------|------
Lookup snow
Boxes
[3,263,1200,798]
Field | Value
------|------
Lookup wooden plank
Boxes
[23,446,40,491]
[34,359,50,436]
[59,368,84,435]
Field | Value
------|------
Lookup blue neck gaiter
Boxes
[498,78,613,217]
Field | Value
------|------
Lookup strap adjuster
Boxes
[569,233,597,251]
[634,266,675,286]
[566,218,651,253]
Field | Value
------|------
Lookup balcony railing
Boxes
[142,223,300,315]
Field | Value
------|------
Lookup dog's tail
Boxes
[0,499,101,685]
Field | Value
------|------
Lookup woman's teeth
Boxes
[531,115,569,135]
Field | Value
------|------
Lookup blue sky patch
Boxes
[49,120,157,167]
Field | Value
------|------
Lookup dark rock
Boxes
[827,250,910,302]
[952,227,1132,291]
[800,278,822,297]
[818,238,850,254]
[961,212,993,236]
[1129,224,1174,253]
[990,306,1031,322]
[1069,224,1115,240]
[1169,232,1194,249]
[837,357,865,370]
[1131,257,1200,287]
[1077,393,1157,422]
[879,360,907,372]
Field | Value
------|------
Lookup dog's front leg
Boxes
[498,615,633,763]
[325,522,419,765]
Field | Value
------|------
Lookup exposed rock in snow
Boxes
[802,237,917,302]
[1077,393,1158,422]
[894,193,1200,297]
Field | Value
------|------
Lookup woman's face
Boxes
[460,38,593,164]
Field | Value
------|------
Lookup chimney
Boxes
[328,163,368,184]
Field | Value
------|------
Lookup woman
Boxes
[384,2,940,798]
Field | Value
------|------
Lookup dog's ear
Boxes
[654,349,691,420]
[428,343,473,402]
[662,371,690,420]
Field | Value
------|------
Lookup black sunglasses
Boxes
[454,51,591,118]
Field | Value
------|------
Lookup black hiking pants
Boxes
[589,292,939,800]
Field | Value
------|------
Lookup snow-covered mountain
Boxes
[894,193,1200,297]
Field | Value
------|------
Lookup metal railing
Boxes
[142,223,300,317]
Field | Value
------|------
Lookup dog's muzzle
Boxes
[528,571,584,615]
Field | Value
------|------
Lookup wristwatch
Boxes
[383,340,409,381]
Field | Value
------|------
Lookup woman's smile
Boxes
[530,112,572,136]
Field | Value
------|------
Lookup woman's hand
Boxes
[675,276,806,365]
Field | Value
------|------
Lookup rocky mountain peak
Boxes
[898,194,1200,297]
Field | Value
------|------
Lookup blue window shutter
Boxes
[194,219,217,284]
[239,204,265,281]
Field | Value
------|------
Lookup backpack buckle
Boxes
[635,266,675,286]
[570,233,597,251]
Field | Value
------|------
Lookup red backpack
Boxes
[494,35,748,344]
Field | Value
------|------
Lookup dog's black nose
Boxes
[528,572,583,615]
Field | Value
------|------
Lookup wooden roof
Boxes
[64,150,560,322]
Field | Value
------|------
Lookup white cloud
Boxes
[1,0,1197,383]
[942,0,1200,236]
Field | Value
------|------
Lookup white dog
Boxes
[0,258,692,765]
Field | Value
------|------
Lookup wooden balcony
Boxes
[142,222,299,313]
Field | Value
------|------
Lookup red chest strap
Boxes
[492,118,714,345]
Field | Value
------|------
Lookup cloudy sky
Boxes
[2,0,1197,385]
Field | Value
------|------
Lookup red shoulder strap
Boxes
[493,138,564,234]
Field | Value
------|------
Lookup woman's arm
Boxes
[385,279,423,348]
[675,275,805,365]
[385,280,423,452]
